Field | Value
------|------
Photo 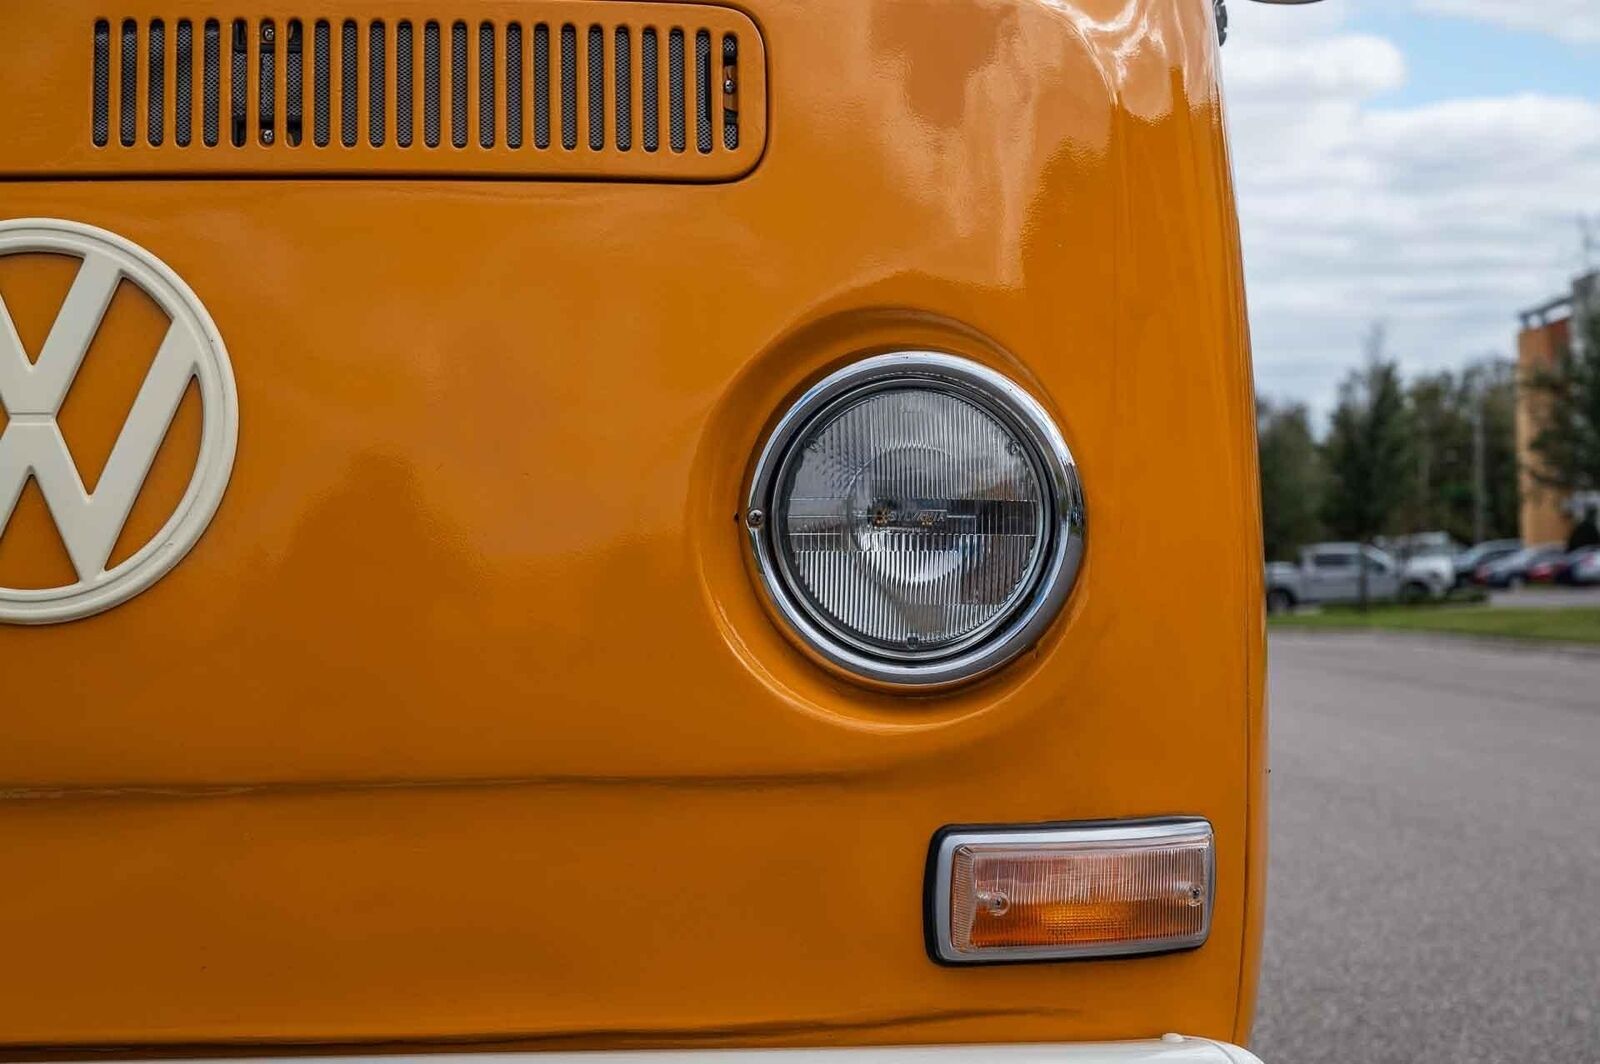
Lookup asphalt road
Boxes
[1253,633,1600,1063]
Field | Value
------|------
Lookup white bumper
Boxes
[77,1041,1262,1064]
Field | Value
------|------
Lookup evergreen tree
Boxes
[1321,329,1412,608]
[1257,399,1324,560]
[1525,310,1600,497]
[1322,332,1413,545]
[1403,361,1519,543]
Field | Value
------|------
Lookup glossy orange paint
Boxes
[0,0,1266,1055]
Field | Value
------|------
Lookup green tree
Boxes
[1256,399,1323,560]
[1403,370,1463,538]
[1525,309,1600,496]
[1465,359,1522,541]
[1402,361,1519,544]
[1322,331,1412,607]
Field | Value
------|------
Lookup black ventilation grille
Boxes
[92,14,745,160]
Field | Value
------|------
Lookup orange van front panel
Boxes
[0,0,1265,1053]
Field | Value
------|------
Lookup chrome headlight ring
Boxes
[744,352,1085,688]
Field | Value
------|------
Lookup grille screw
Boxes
[745,508,765,530]
[261,129,274,144]
[723,77,736,94]
[262,24,274,42]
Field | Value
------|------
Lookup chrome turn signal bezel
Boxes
[924,818,1217,965]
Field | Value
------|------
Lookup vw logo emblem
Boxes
[0,218,237,624]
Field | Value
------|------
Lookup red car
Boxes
[1527,555,1568,583]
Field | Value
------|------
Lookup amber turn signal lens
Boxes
[928,819,1213,963]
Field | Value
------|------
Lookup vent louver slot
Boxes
[312,20,330,147]
[641,28,658,152]
[230,19,246,147]
[533,23,550,149]
[587,24,603,152]
[560,24,577,151]
[175,19,193,146]
[369,21,385,147]
[396,20,414,147]
[61,4,763,181]
[285,21,303,146]
[119,19,136,147]
[479,22,495,149]
[341,19,358,147]
[450,20,467,149]
[203,19,220,146]
[667,29,684,153]
[92,20,110,146]
[147,19,164,146]
[614,27,631,152]
[506,23,523,149]
[259,20,275,146]
[423,20,441,148]
[694,29,710,154]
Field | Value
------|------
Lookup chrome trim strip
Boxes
[928,818,1216,964]
[744,352,1085,688]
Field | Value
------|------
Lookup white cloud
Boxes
[1414,0,1600,45]
[1221,2,1600,420]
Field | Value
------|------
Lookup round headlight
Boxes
[746,353,1084,687]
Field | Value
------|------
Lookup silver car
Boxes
[1266,543,1405,612]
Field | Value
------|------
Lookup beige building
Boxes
[1516,271,1598,545]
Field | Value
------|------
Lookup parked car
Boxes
[1475,543,1565,588]
[1569,547,1600,586]
[1383,531,1466,563]
[1266,542,1447,612]
[1527,552,1572,584]
[1452,539,1522,587]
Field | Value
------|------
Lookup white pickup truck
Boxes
[1265,542,1454,613]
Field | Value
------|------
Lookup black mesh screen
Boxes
[175,20,193,146]
[313,20,330,146]
[534,23,550,149]
[93,20,110,146]
[641,28,658,153]
[694,30,710,154]
[560,24,576,150]
[614,27,631,151]
[722,34,738,150]
[506,23,523,149]
[120,20,136,147]
[396,21,414,147]
[340,19,357,147]
[667,29,684,153]
[258,20,274,145]
[230,19,247,147]
[147,19,164,146]
[285,20,302,146]
[423,21,441,147]
[369,21,386,146]
[87,13,749,161]
[479,22,495,148]
[204,19,221,146]
[451,21,467,148]
[587,25,603,151]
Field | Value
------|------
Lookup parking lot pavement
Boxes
[1253,632,1600,1064]
[1489,586,1600,609]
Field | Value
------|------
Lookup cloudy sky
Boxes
[1219,0,1600,420]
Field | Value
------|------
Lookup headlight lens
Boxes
[747,353,1083,687]
[776,387,1046,654]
